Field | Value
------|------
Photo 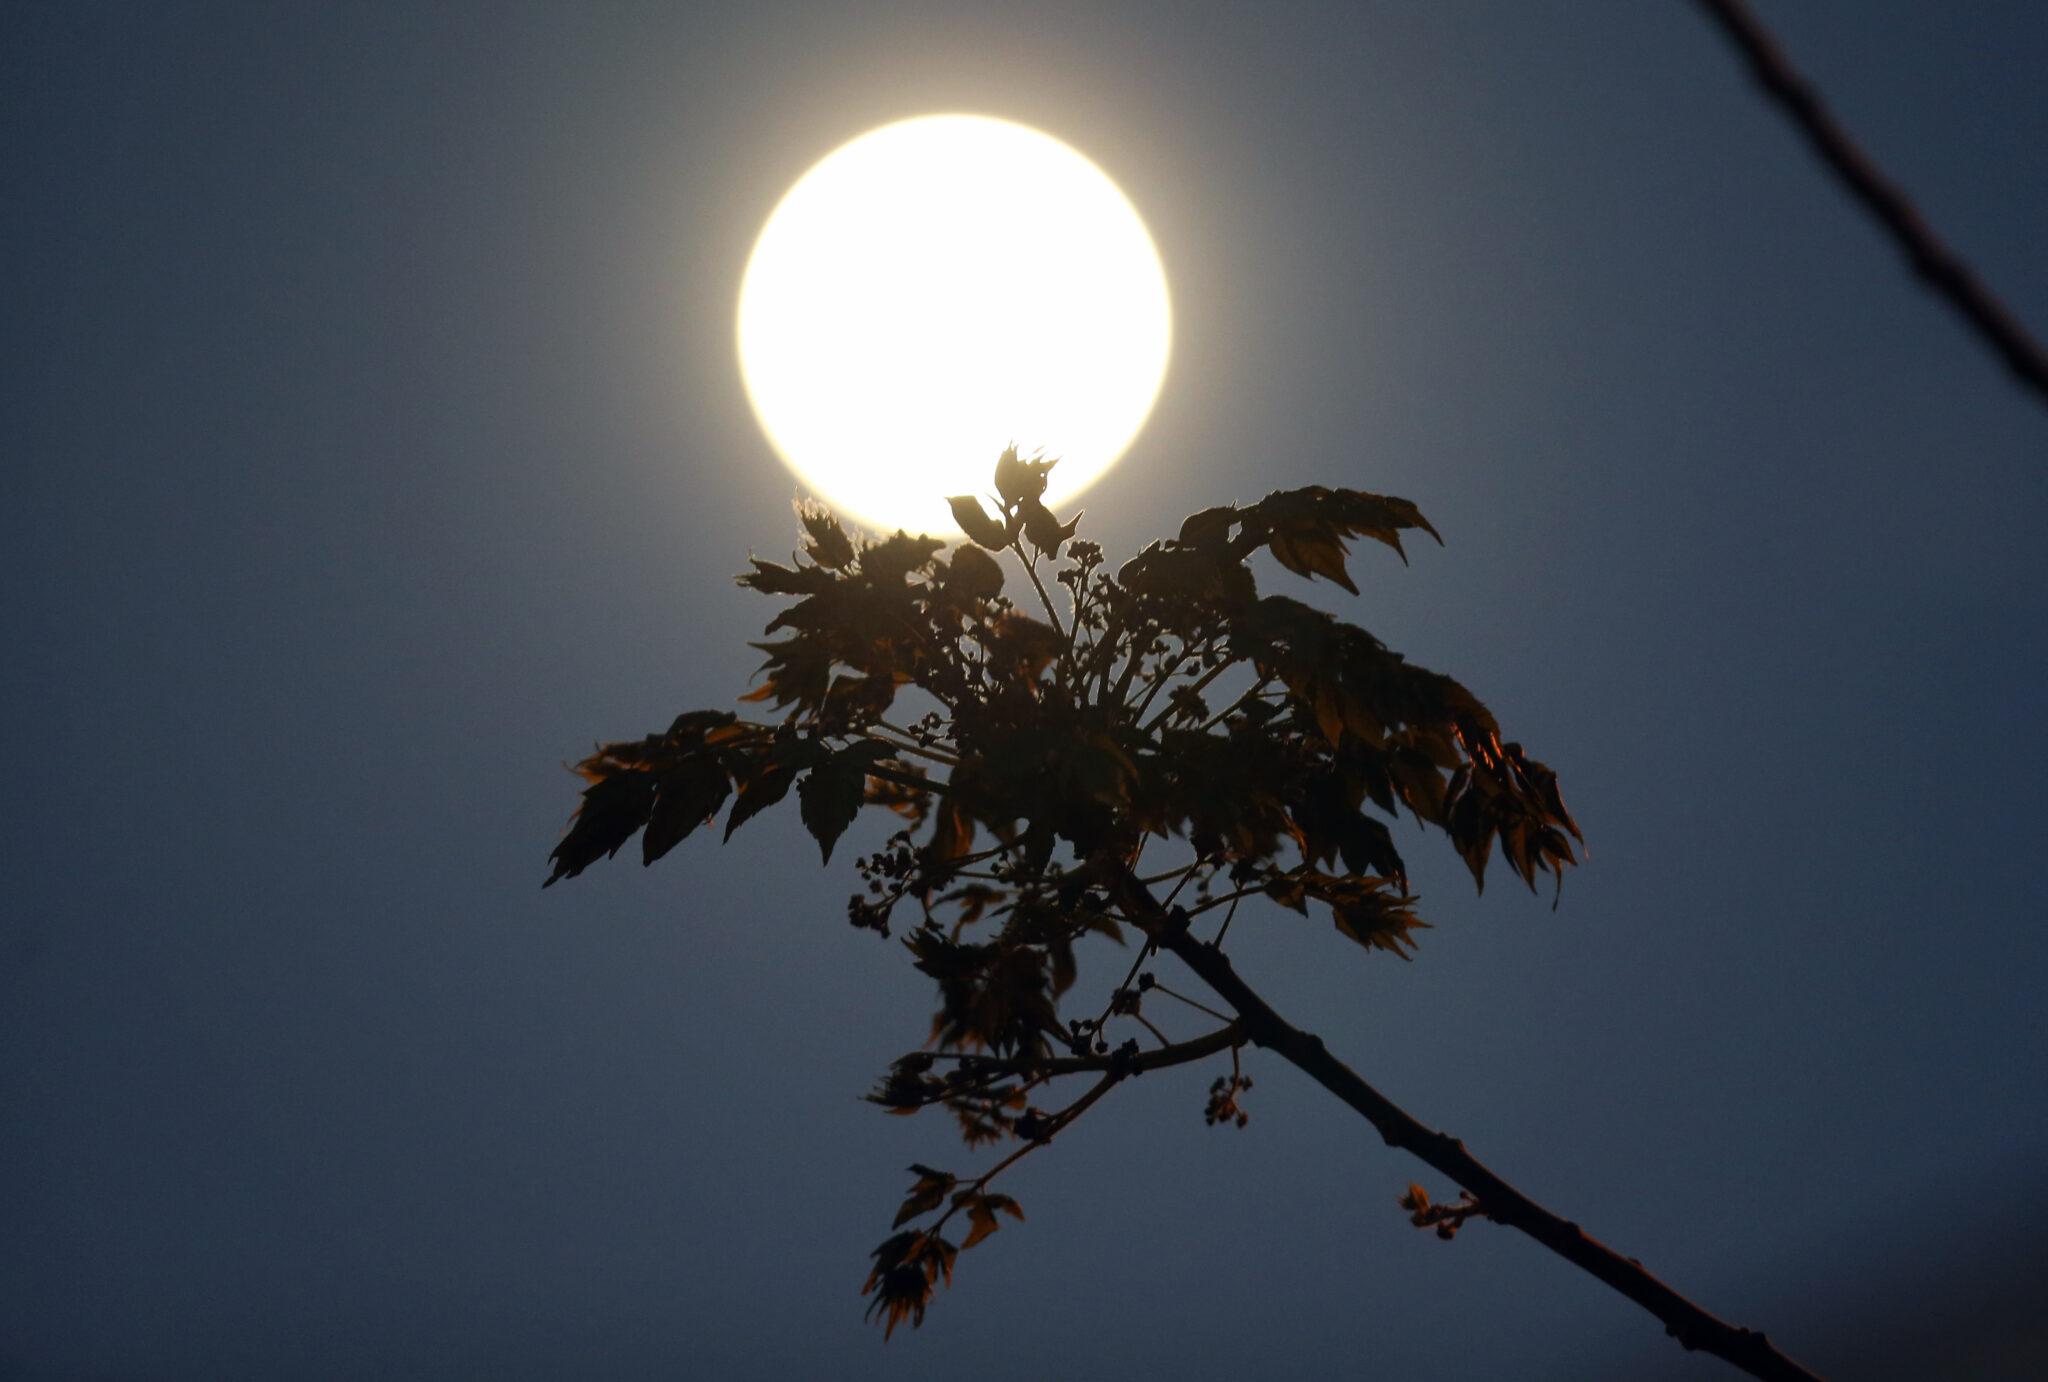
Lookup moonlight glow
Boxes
[737,115,1172,536]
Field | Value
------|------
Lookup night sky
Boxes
[5,4,2046,1379]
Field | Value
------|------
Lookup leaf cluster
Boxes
[547,448,1581,1331]
[862,1163,1029,1338]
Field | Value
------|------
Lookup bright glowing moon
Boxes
[737,115,1172,536]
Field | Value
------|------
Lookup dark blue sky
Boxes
[4,4,2044,1379]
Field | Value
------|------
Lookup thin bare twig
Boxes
[1147,980,1232,1024]
[1692,0,2048,407]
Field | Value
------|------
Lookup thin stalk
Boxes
[1127,647,1193,724]
[1198,675,1274,733]
[1130,1012,1173,1048]
[917,1023,1242,1082]
[1090,939,1159,1036]
[1139,654,1235,734]
[1011,543,1067,640]
[867,763,956,797]
[862,729,960,768]
[1147,981,1231,1024]
[1183,885,1266,918]
[1211,892,1243,947]
[876,717,951,749]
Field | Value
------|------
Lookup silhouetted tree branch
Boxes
[547,452,1827,1379]
[1692,0,2048,407]
[1111,873,1825,1382]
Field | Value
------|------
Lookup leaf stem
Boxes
[1012,543,1068,640]
[919,1065,1134,1240]
[909,1022,1242,1082]
[1147,981,1231,1024]
[1090,939,1159,1035]
[1199,675,1274,733]
[1211,892,1243,947]
[861,730,960,767]
[1131,1012,1173,1048]
[867,763,955,797]
[1138,648,1236,734]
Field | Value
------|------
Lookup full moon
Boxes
[737,115,1172,536]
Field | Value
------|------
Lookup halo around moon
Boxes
[737,115,1172,536]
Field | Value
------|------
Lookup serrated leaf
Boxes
[797,740,891,863]
[799,505,856,568]
[545,768,656,886]
[1269,522,1359,595]
[723,763,796,840]
[1331,890,1430,959]
[1233,486,1443,589]
[961,1200,1002,1248]
[993,446,1054,506]
[892,1164,957,1226]
[642,758,731,865]
[859,531,946,583]
[894,1182,952,1227]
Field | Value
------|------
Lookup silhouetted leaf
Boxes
[1116,541,1255,605]
[723,764,796,841]
[1330,887,1429,959]
[947,495,1010,550]
[740,636,832,713]
[993,446,1054,506]
[893,1164,957,1226]
[1019,496,1079,558]
[666,709,738,738]
[798,740,892,863]
[860,532,946,583]
[1237,486,1443,574]
[799,504,856,569]
[642,757,731,864]
[984,613,1065,680]
[944,545,1005,601]
[959,1191,1023,1249]
[863,1230,951,1338]
[1177,505,1237,548]
[545,768,657,886]
[737,557,836,596]
[866,761,933,821]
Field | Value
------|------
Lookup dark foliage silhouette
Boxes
[548,451,1824,1380]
